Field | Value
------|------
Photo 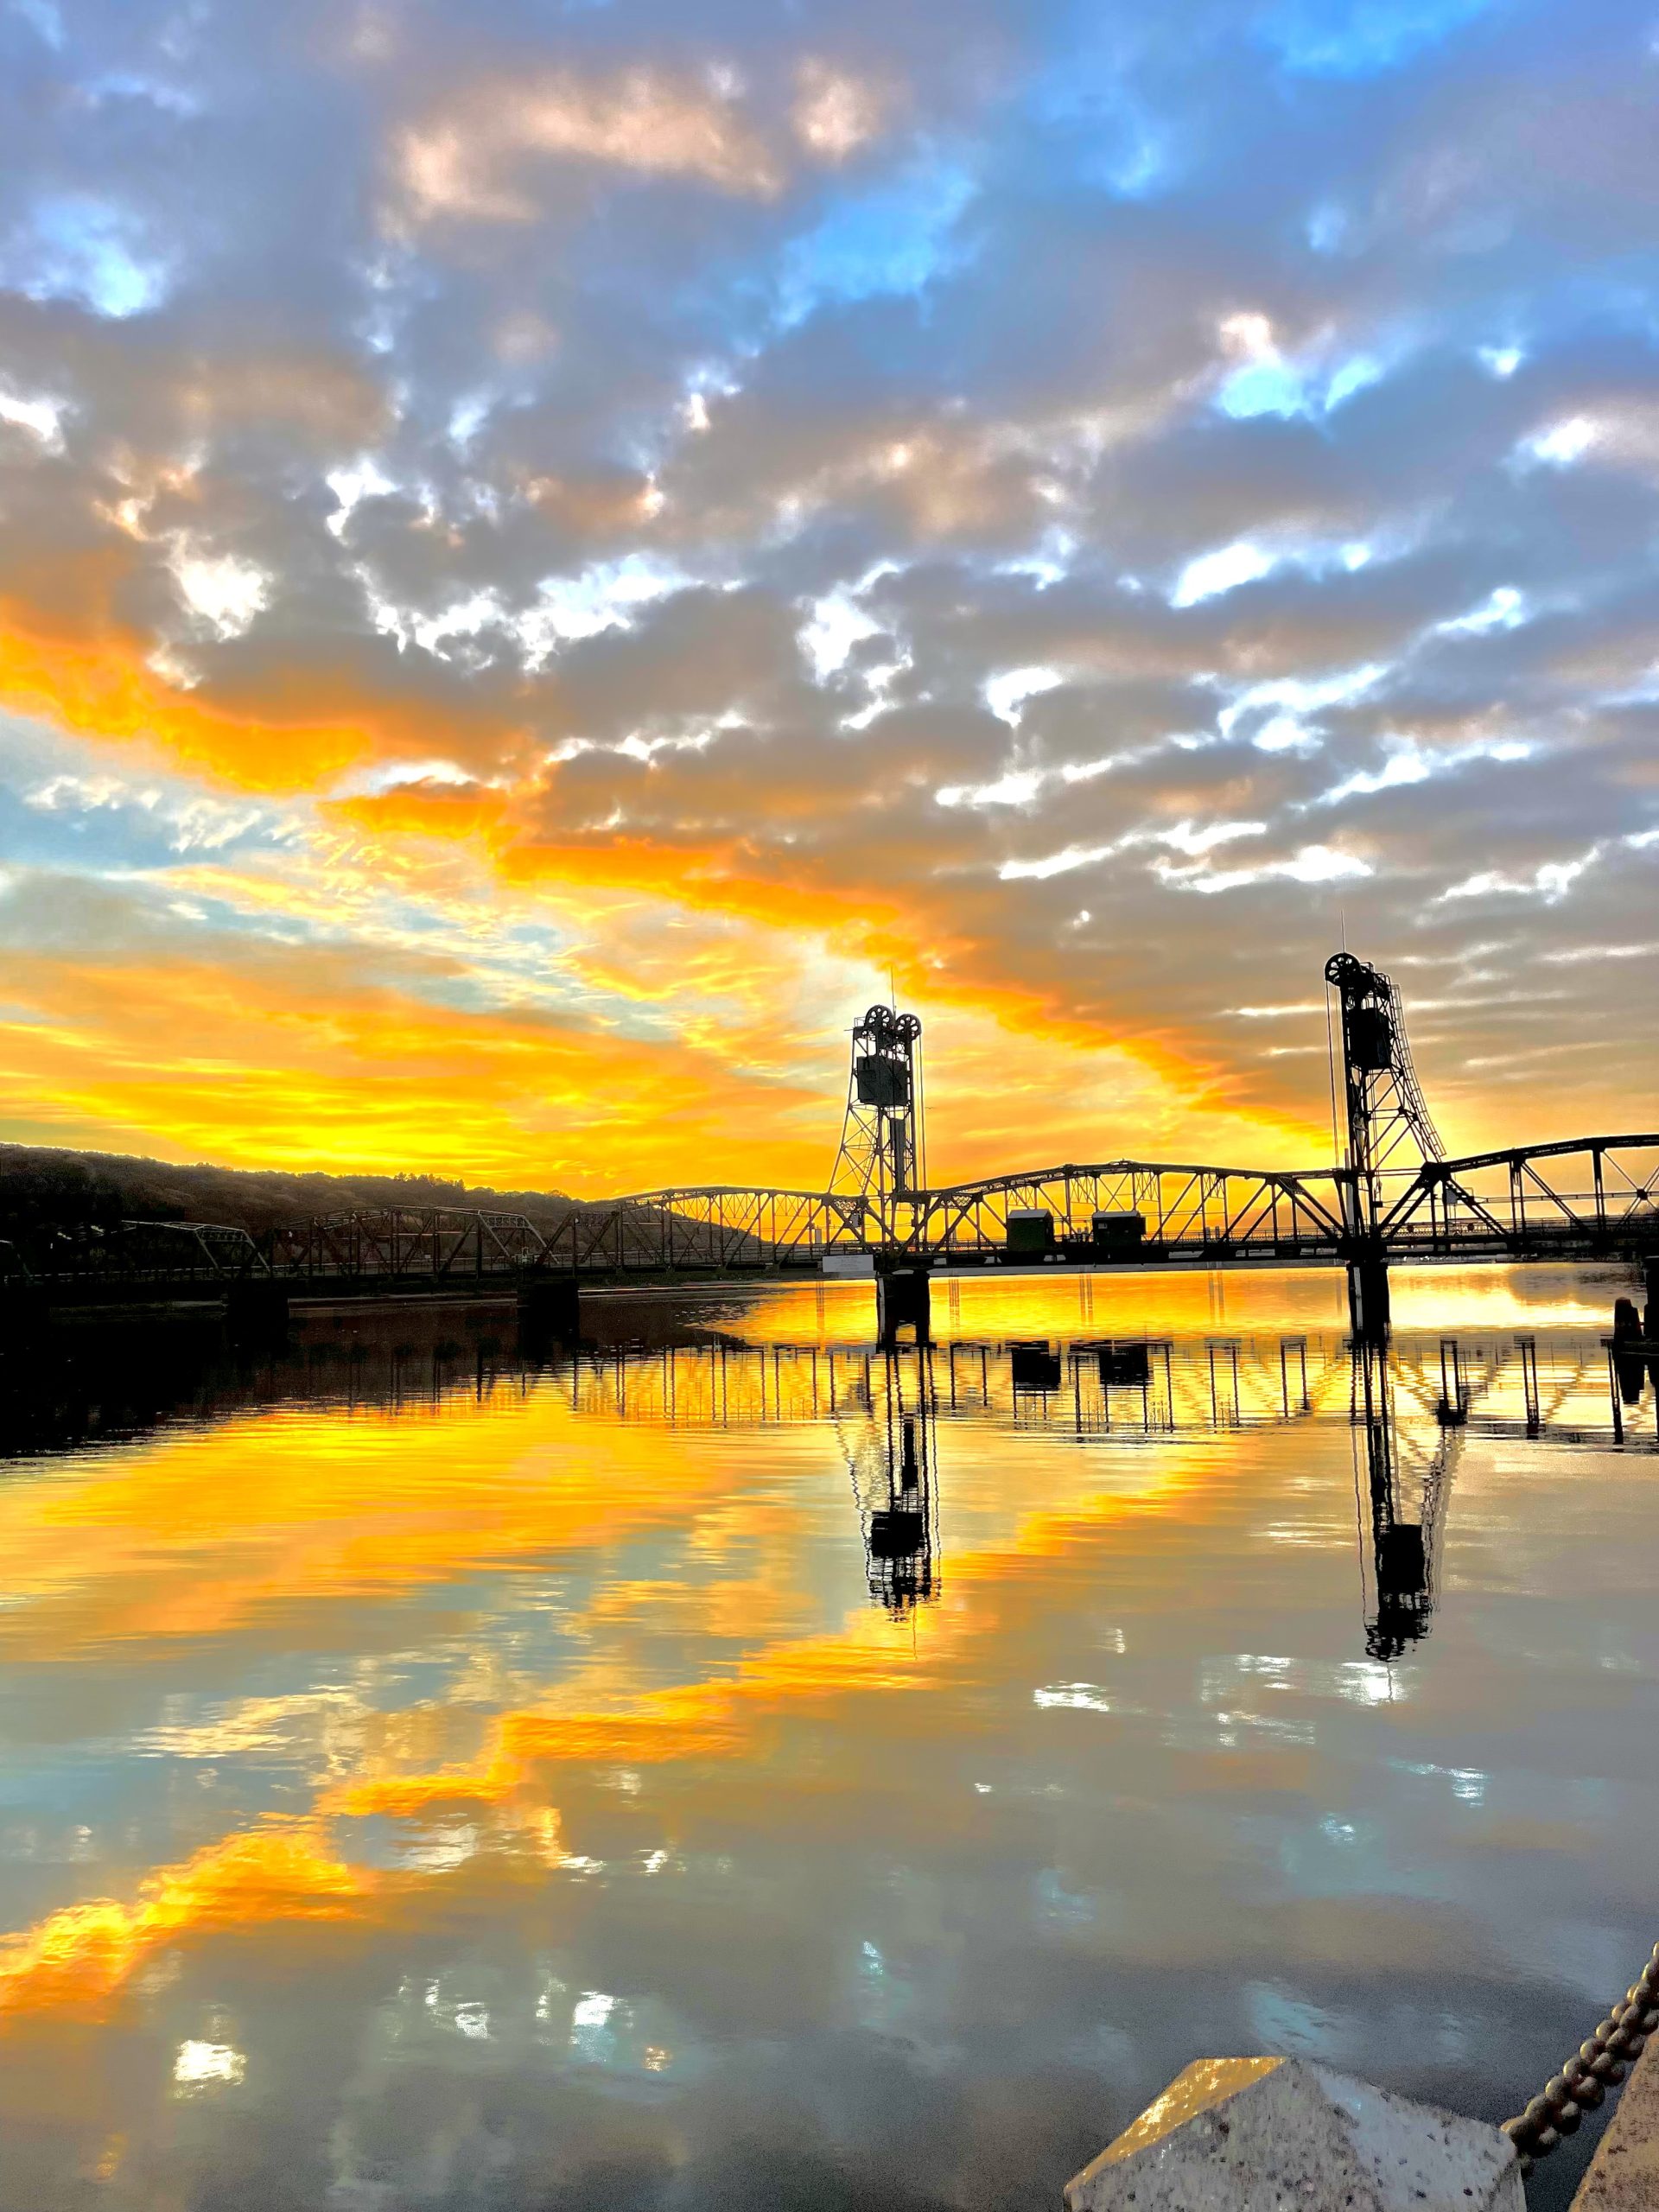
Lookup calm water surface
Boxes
[0,1263,1655,2211]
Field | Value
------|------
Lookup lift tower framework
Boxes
[1325,951,1445,1236]
[830,1002,925,1243]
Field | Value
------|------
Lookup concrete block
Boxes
[1064,2056,1523,2212]
[1572,2029,1659,2211]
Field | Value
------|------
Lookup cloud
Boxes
[0,0,1656,1176]
[791,58,893,163]
[391,66,790,225]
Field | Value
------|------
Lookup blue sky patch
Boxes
[778,161,977,327]
[1258,0,1500,76]
[5,195,170,318]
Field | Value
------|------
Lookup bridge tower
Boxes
[830,1002,925,1242]
[1325,953,1445,1335]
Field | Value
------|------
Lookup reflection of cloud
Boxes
[0,1348,1219,2025]
[0,1292,1632,2212]
[172,2038,246,2092]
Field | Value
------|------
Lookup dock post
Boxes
[876,1267,931,1347]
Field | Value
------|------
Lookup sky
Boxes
[0,0,1656,1194]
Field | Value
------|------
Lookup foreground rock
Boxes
[1064,2055,1523,2212]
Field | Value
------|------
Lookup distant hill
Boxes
[0,1142,578,1243]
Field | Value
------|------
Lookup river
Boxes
[0,1262,1652,2210]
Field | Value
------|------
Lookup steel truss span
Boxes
[266,1206,556,1281]
[1377,1134,1659,1256]
[545,1134,1659,1270]
[599,1166,1357,1269]
[15,1217,270,1287]
[898,1160,1351,1259]
[10,1139,1659,1296]
[259,1191,873,1282]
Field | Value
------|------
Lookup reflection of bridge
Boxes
[551,1325,1643,1643]
[3,1292,1645,1648]
[4,952,1656,1325]
[551,1327,1624,1447]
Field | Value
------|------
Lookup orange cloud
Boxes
[392,67,787,226]
[0,555,1337,1175]
[0,607,508,795]
[0,899,1327,1190]
[0,937,828,1188]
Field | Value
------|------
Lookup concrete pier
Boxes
[876,1266,931,1346]
[517,1273,582,1341]
[225,1279,289,1341]
[1346,1252,1391,1339]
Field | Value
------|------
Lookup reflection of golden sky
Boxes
[0,1340,1233,2028]
[0,1390,793,1663]
[0,1262,1622,2043]
[731,1260,1624,1344]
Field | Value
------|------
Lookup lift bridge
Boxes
[4,951,1656,1324]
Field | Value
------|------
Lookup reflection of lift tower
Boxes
[842,1351,940,1616]
[1352,1340,1457,1662]
[830,1003,926,1240]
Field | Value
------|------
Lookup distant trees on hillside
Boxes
[0,1145,575,1246]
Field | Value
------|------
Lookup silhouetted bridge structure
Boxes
[3,953,1656,1335]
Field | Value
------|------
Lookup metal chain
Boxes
[1501,1942,1659,2173]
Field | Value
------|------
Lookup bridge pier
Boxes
[0,1280,47,1350]
[225,1279,289,1343]
[1346,1251,1391,1340]
[518,1273,581,1344]
[876,1267,931,1347]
